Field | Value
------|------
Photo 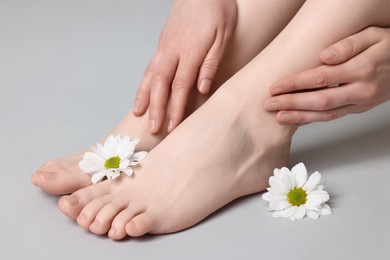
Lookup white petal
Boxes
[79,152,105,173]
[281,205,298,218]
[294,205,306,220]
[262,192,272,201]
[272,207,291,218]
[273,168,284,180]
[104,135,118,156]
[129,161,139,166]
[269,199,291,211]
[306,209,320,219]
[269,176,287,191]
[92,143,108,160]
[320,204,332,215]
[306,195,323,207]
[109,171,121,180]
[303,171,322,192]
[292,163,308,188]
[119,159,130,169]
[308,190,330,203]
[91,171,106,184]
[263,192,286,202]
[283,172,296,190]
[132,151,148,161]
[123,167,134,176]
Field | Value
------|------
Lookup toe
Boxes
[58,180,111,219]
[77,194,112,229]
[32,166,91,195]
[109,208,141,240]
[126,213,156,237]
[88,199,128,235]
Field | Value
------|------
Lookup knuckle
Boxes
[340,38,357,57]
[171,78,188,91]
[202,58,220,71]
[149,106,162,117]
[359,62,377,80]
[151,74,166,87]
[315,95,333,110]
[362,83,379,101]
[314,71,330,88]
[324,110,339,122]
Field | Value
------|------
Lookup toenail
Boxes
[78,214,87,224]
[109,227,117,237]
[65,196,79,206]
[90,220,99,229]
[40,171,55,180]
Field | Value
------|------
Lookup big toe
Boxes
[32,169,91,195]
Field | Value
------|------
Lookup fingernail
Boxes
[65,196,79,206]
[270,87,283,95]
[265,102,280,111]
[167,120,174,132]
[133,102,141,114]
[321,49,335,61]
[199,79,212,94]
[278,113,293,122]
[149,119,156,132]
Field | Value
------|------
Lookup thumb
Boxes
[320,27,381,65]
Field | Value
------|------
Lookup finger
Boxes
[265,84,356,112]
[196,36,226,94]
[167,56,201,132]
[320,27,382,65]
[148,56,179,134]
[133,63,154,116]
[269,63,357,96]
[275,104,364,125]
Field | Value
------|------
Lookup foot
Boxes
[31,111,169,195]
[58,84,295,240]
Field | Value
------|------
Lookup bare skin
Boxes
[265,27,390,124]
[57,0,390,240]
[31,0,303,195]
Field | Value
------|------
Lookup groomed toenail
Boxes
[78,214,87,224]
[65,196,79,206]
[109,227,117,236]
[40,171,55,180]
[90,220,99,229]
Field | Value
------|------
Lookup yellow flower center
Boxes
[104,156,120,169]
[287,188,307,206]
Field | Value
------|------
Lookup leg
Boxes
[58,0,390,239]
[31,0,304,195]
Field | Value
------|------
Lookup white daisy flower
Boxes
[79,135,148,184]
[262,162,332,221]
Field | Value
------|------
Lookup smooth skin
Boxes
[32,0,305,195]
[133,0,238,133]
[265,26,390,125]
[58,0,390,239]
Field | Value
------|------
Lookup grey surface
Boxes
[1,1,389,259]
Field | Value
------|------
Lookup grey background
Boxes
[1,0,389,259]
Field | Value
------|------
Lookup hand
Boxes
[133,0,238,133]
[264,27,390,125]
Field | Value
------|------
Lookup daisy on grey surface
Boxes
[262,163,332,221]
[79,135,148,184]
